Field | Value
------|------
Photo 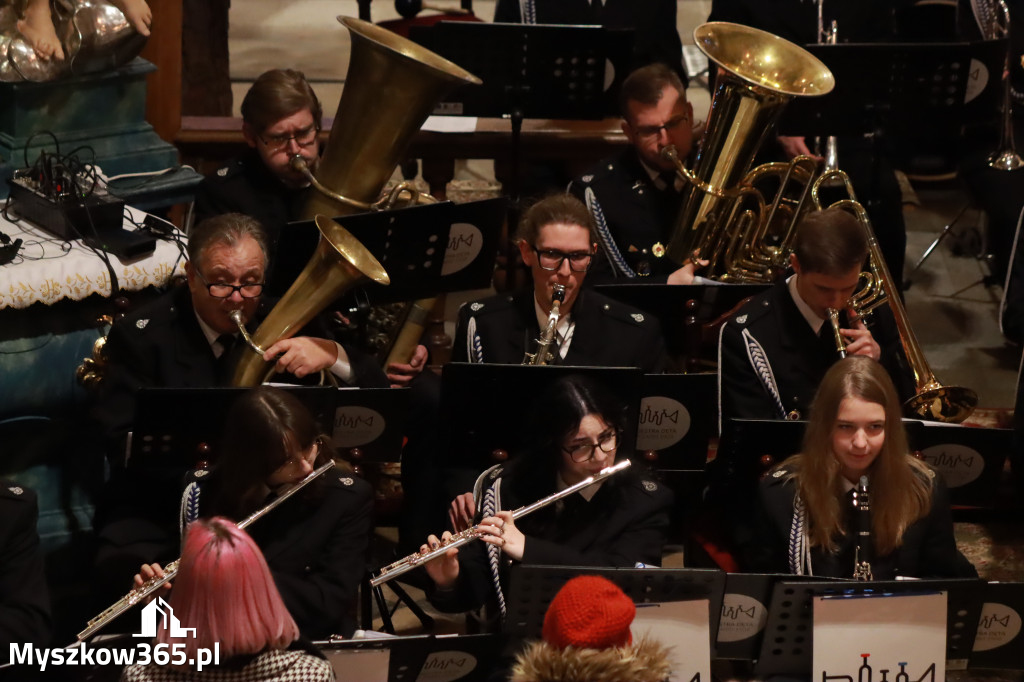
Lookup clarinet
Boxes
[852,474,873,581]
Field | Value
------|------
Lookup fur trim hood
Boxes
[510,635,673,682]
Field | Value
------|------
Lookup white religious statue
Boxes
[0,0,151,82]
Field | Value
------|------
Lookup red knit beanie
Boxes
[541,575,635,649]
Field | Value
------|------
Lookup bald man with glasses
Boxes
[569,63,703,284]
[451,194,666,370]
[193,69,323,246]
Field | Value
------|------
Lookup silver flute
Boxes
[78,460,336,641]
[370,459,632,587]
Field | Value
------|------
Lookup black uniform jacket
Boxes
[0,482,50,659]
[569,148,685,283]
[94,285,387,441]
[746,465,978,580]
[718,281,911,424]
[494,0,685,83]
[193,148,310,247]
[189,470,373,639]
[429,459,673,614]
[451,287,667,372]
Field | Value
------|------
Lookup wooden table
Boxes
[176,115,629,199]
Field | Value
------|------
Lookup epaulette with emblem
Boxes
[338,475,354,486]
[0,483,33,501]
[212,160,243,181]
[598,301,647,326]
[771,469,789,479]
[464,295,514,317]
[732,297,772,327]
[640,479,659,494]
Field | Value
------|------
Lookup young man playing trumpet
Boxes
[718,207,913,425]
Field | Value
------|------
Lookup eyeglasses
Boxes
[258,123,319,151]
[531,246,593,272]
[633,113,690,141]
[563,429,618,463]
[194,269,264,299]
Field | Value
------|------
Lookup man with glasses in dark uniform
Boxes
[451,194,666,370]
[193,69,322,244]
[91,213,385,604]
[569,64,700,284]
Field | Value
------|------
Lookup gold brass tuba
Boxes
[231,17,482,385]
[812,170,978,423]
[664,22,834,278]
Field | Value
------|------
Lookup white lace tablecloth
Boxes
[0,206,187,309]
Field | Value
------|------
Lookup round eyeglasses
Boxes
[563,429,618,463]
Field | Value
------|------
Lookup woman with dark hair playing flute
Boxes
[418,374,673,622]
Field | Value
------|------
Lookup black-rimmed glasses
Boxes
[562,429,618,462]
[258,124,319,151]
[194,269,264,299]
[531,245,593,272]
[633,113,689,141]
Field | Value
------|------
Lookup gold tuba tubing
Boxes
[666,22,834,275]
[231,18,482,384]
[232,216,391,386]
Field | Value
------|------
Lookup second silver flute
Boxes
[371,459,632,586]
[78,460,336,641]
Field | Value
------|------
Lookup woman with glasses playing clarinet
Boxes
[745,356,976,580]
[419,374,673,624]
[135,386,373,640]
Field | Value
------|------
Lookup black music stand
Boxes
[595,283,771,370]
[715,572,834,662]
[754,577,987,677]
[506,565,726,648]
[128,386,337,468]
[315,633,503,682]
[637,372,718,471]
[327,388,409,463]
[970,582,1024,671]
[408,21,624,201]
[907,420,1011,509]
[439,364,643,473]
[270,197,506,301]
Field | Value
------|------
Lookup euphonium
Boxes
[663,22,834,278]
[523,284,566,365]
[231,17,482,385]
[811,170,978,423]
[852,475,873,581]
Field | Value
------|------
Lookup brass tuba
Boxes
[664,22,834,278]
[231,17,482,385]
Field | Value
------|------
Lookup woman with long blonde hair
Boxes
[746,356,976,579]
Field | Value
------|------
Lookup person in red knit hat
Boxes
[510,575,673,682]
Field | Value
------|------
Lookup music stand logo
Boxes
[135,597,196,639]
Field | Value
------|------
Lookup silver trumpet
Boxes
[370,459,631,587]
[78,461,336,641]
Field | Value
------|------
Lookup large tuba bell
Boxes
[231,17,482,386]
[664,22,834,278]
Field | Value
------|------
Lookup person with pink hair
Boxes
[121,517,334,681]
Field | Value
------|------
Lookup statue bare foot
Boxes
[110,0,152,36]
[16,0,65,61]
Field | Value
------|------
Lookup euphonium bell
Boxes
[666,22,834,276]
